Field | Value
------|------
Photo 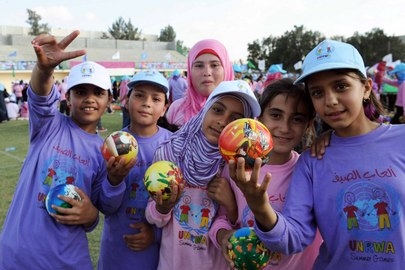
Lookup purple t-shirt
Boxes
[0,86,126,269]
[258,124,405,269]
[98,126,172,270]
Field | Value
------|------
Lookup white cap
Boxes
[67,61,111,92]
[206,80,261,117]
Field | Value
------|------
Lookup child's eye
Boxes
[95,90,105,96]
[153,97,162,102]
[292,116,306,124]
[269,113,281,119]
[211,106,222,113]
[309,89,322,98]
[336,83,348,91]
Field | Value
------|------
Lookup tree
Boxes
[176,40,189,56]
[247,26,405,73]
[107,17,141,40]
[158,25,176,42]
[124,19,141,40]
[345,28,405,66]
[247,25,323,72]
[26,9,50,35]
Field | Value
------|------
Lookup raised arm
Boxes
[30,30,86,96]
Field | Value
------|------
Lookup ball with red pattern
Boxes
[219,118,273,170]
[101,131,138,164]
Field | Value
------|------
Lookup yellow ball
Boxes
[143,160,184,200]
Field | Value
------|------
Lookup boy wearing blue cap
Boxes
[228,40,405,269]
[98,69,172,270]
[0,31,133,269]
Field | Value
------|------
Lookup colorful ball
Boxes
[45,184,82,215]
[219,118,273,170]
[143,160,184,200]
[228,227,270,270]
[101,131,138,164]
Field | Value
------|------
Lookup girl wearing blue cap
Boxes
[145,80,261,269]
[98,69,172,270]
[229,40,405,269]
[0,31,134,269]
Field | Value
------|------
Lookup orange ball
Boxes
[219,118,273,170]
[101,131,138,164]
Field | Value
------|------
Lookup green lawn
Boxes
[0,110,123,269]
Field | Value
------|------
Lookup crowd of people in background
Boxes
[2,29,405,270]
[0,80,29,123]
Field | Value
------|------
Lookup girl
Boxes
[165,39,234,127]
[210,78,322,269]
[146,80,261,269]
[229,40,405,269]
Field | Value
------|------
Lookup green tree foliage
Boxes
[247,25,323,72]
[247,25,405,73]
[176,40,189,56]
[158,25,176,42]
[106,17,141,40]
[346,28,405,66]
[26,9,50,35]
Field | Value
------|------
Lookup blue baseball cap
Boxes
[268,64,286,74]
[388,63,405,75]
[295,40,367,84]
[127,69,169,99]
[233,64,242,73]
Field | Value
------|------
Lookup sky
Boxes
[1,0,404,61]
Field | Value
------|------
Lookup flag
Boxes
[382,53,392,63]
[82,54,87,62]
[258,60,265,71]
[112,51,120,60]
[247,60,256,69]
[141,52,148,60]
[8,51,17,57]
[294,61,303,70]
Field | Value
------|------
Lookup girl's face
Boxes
[127,84,168,134]
[67,84,111,133]
[202,96,244,145]
[191,53,225,97]
[307,70,372,137]
[259,93,310,163]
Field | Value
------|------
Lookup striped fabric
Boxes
[154,94,252,187]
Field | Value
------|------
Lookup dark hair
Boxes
[259,78,316,152]
[259,78,316,121]
[303,69,384,122]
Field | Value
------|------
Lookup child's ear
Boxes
[66,92,71,105]
[161,103,169,117]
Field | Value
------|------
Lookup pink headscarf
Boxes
[181,39,234,122]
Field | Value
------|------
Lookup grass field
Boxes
[0,111,123,269]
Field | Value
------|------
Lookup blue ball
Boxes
[45,184,81,215]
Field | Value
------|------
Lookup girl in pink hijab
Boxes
[165,39,234,127]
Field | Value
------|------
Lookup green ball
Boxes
[228,227,270,270]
